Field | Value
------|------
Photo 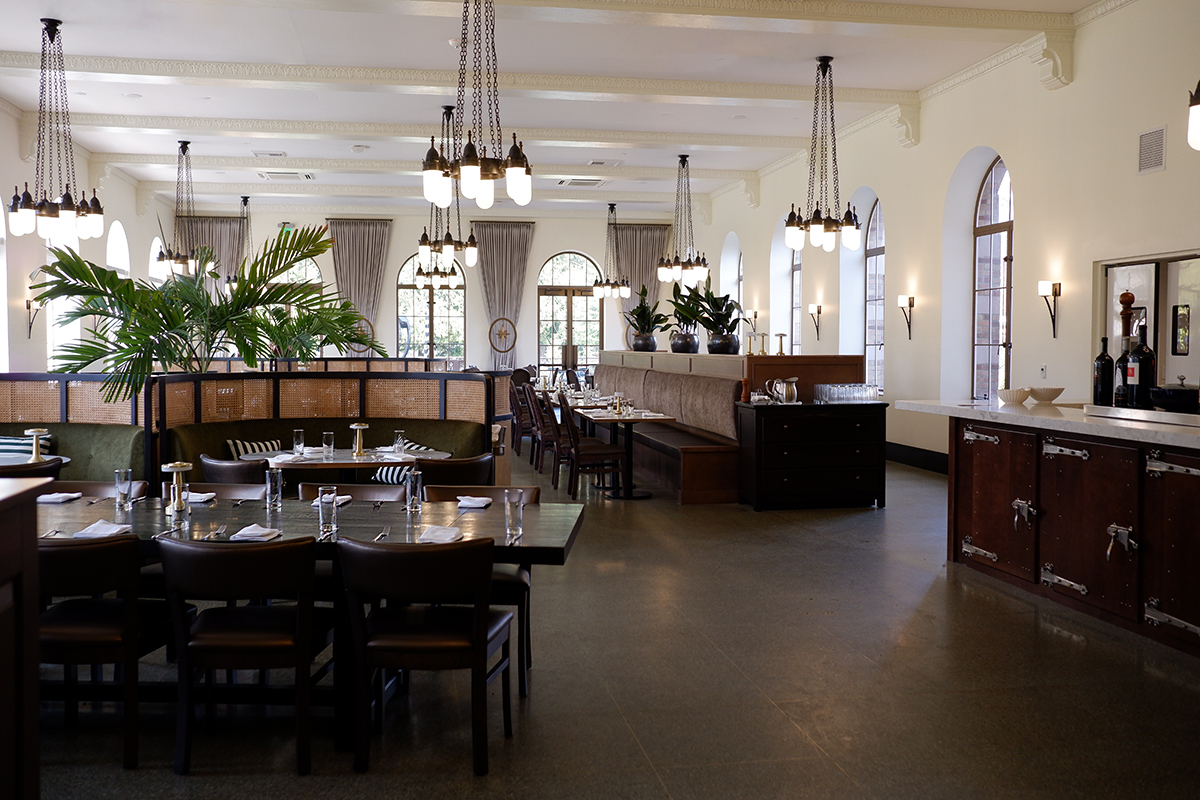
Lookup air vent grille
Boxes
[557,178,606,188]
[252,150,288,158]
[1138,127,1165,174]
[256,171,316,182]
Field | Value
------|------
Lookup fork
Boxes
[86,496,110,505]
[374,526,391,542]
[373,500,384,511]
[201,524,227,541]
[231,498,251,508]
[40,529,61,538]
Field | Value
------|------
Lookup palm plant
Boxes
[33,224,385,401]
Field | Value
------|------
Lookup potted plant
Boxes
[696,278,745,354]
[665,282,704,353]
[33,224,385,401]
[622,285,670,352]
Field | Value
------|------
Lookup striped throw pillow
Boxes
[374,439,436,484]
[0,435,52,457]
[226,438,282,459]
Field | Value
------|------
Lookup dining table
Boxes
[241,447,451,482]
[573,407,676,500]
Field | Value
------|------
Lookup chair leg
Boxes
[517,594,529,697]
[374,669,385,733]
[354,663,373,773]
[295,660,311,776]
[175,663,194,775]
[501,638,513,738]
[123,651,138,769]
[204,669,216,724]
[471,659,489,776]
[64,664,78,726]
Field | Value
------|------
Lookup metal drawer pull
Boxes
[1012,498,1036,530]
[1043,441,1089,460]
[1146,457,1200,478]
[1041,564,1088,596]
[1145,599,1200,638]
[961,536,998,562]
[963,427,999,445]
[1105,523,1137,561]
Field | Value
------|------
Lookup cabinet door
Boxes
[1038,436,1139,620]
[1142,450,1200,642]
[953,423,1038,581]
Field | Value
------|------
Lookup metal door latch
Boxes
[1146,456,1200,478]
[1105,524,1137,561]
[1145,599,1200,638]
[961,536,999,562]
[1041,564,1088,596]
[1043,439,1089,460]
[1012,498,1037,530]
[963,426,1000,445]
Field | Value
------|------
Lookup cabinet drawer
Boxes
[762,441,882,470]
[763,413,883,443]
[762,467,883,496]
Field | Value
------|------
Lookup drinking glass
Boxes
[114,468,133,511]
[504,487,523,542]
[406,468,422,514]
[317,485,338,536]
[293,428,304,456]
[394,430,406,454]
[266,467,283,510]
[171,481,191,516]
[322,431,335,460]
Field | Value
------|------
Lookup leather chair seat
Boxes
[366,606,512,655]
[491,563,530,593]
[187,606,299,656]
[576,440,624,458]
[41,598,174,658]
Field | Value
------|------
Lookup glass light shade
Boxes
[620,282,632,299]
[822,233,836,252]
[422,168,442,203]
[506,166,532,206]
[431,271,443,290]
[807,304,819,314]
[418,243,431,265]
[16,207,35,236]
[897,295,910,308]
[842,225,862,251]
[459,164,481,199]
[75,214,92,240]
[475,176,494,209]
[1190,100,1200,151]
[672,263,682,282]
[85,211,102,240]
[465,243,478,267]
[592,282,602,297]
[784,224,804,251]
[36,211,57,241]
[415,271,427,289]
[657,264,668,282]
[1037,280,1054,297]
[433,172,452,209]
[448,267,460,289]
[808,224,824,248]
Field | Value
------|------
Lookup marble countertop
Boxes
[896,399,1200,450]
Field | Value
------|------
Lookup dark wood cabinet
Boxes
[1142,448,1200,644]
[737,402,886,511]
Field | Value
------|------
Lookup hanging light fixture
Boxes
[156,141,207,274]
[1189,78,1200,151]
[597,203,632,299]
[8,19,103,242]
[419,106,480,269]
[658,155,708,285]
[785,57,861,254]
[432,0,532,210]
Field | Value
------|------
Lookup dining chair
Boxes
[538,391,573,490]
[0,457,65,478]
[199,453,269,483]
[558,392,626,500]
[39,534,176,769]
[337,537,513,775]
[414,452,494,487]
[510,367,531,386]
[158,536,317,775]
[520,383,548,469]
[509,382,533,458]
[42,479,149,499]
[564,369,582,390]
[422,485,539,696]
[297,483,406,502]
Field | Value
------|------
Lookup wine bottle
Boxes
[1113,291,1135,408]
[1126,325,1157,410]
[1092,336,1114,406]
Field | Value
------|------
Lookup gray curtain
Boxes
[475,221,534,369]
[180,216,243,279]
[615,223,671,316]
[327,219,392,325]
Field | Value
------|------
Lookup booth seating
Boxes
[591,365,740,504]
[0,423,145,481]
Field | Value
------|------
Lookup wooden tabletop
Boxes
[574,408,676,424]
[36,498,584,566]
[242,448,451,469]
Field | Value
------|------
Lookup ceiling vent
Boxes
[252,150,287,158]
[557,178,606,188]
[256,170,316,182]
[587,159,621,167]
[1138,127,1165,174]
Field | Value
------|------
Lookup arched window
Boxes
[537,252,603,372]
[280,257,323,285]
[396,253,465,364]
[864,201,885,392]
[106,221,130,277]
[148,237,171,284]
[789,249,803,354]
[973,157,1014,399]
[46,226,81,367]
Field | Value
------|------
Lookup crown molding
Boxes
[1074,0,1140,28]
[0,95,20,120]
[189,200,673,221]
[138,180,678,204]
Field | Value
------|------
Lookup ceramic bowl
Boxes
[996,388,1030,405]
[1029,386,1064,404]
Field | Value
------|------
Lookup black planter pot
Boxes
[706,333,740,355]
[669,332,700,354]
[631,333,658,352]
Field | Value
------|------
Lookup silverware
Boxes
[130,496,148,504]
[40,529,61,538]
[374,526,391,542]
[86,496,110,505]
[201,524,227,541]
[373,500,384,511]
[231,498,250,508]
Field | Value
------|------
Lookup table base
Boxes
[605,488,654,500]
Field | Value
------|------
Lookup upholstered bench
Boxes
[0,422,145,481]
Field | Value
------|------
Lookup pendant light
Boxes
[419,106,480,269]
[785,57,861,254]
[9,19,103,241]
[597,204,632,299]
[156,141,207,275]
[658,155,708,285]
[1189,78,1200,151]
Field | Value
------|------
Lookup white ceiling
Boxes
[0,0,1100,218]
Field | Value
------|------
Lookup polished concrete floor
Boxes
[40,457,1200,799]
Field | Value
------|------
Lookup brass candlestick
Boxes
[775,333,787,355]
[23,428,48,463]
[758,333,769,355]
[350,423,369,457]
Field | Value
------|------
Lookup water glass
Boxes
[171,481,191,516]
[114,468,133,510]
[266,467,283,510]
[504,487,523,542]
[293,428,304,456]
[406,468,422,514]
[394,429,406,454]
[322,431,335,460]
[317,484,338,536]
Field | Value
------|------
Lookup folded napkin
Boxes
[417,526,463,544]
[186,491,217,503]
[73,520,133,538]
[310,494,353,507]
[273,453,308,462]
[37,491,83,504]
[230,523,282,542]
[457,496,493,509]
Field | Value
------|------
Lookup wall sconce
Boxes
[26,299,41,338]
[1189,78,1200,151]
[1038,281,1061,338]
[807,304,821,340]
[897,295,914,339]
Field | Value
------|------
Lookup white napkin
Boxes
[230,523,282,542]
[310,494,353,507]
[418,526,463,543]
[73,520,132,538]
[457,496,493,509]
[37,492,83,504]
[186,491,217,503]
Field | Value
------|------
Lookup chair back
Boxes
[297,482,406,502]
[538,390,565,447]
[39,534,140,598]
[186,482,267,500]
[44,480,149,499]
[158,537,315,602]
[200,453,269,483]
[557,392,583,451]
[521,383,545,437]
[510,367,531,386]
[338,537,494,607]
[510,383,532,425]
[0,457,64,478]
[564,369,582,390]
[415,452,494,486]
[423,485,540,504]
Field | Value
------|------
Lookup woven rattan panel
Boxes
[446,380,486,423]
[200,380,273,422]
[492,374,511,418]
[149,382,197,429]
[0,380,61,423]
[365,379,439,419]
[368,361,406,372]
[325,361,357,372]
[298,362,326,372]
[279,378,361,418]
[428,361,446,372]
[66,382,131,424]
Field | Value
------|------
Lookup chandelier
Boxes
[594,203,631,299]
[657,155,709,284]
[156,141,207,273]
[784,57,861,254]
[421,0,532,209]
[418,106,479,274]
[8,19,104,242]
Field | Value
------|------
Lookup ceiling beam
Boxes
[138,180,678,204]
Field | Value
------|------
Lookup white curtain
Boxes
[475,221,535,369]
[615,223,671,316]
[179,216,243,279]
[327,219,393,325]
